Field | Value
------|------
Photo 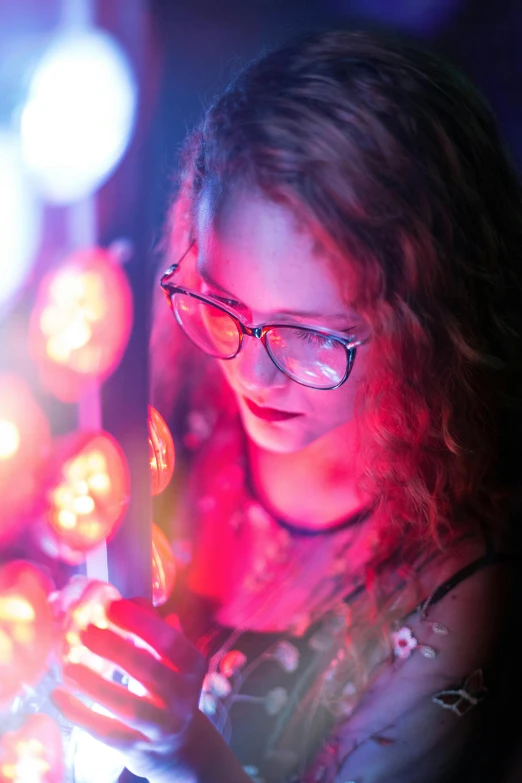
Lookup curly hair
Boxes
[162,29,522,562]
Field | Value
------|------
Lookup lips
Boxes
[243,397,303,422]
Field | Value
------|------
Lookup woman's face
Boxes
[195,191,369,454]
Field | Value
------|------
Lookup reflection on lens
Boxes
[174,294,239,358]
[267,327,347,388]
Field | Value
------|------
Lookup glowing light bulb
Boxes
[39,432,129,564]
[148,406,175,496]
[0,420,20,459]
[69,721,125,783]
[20,29,137,204]
[0,375,51,543]
[0,562,54,708]
[151,522,176,607]
[29,248,133,402]
[0,714,63,783]
[58,579,121,677]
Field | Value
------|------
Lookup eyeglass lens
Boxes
[173,293,348,388]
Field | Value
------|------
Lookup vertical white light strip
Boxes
[61,0,93,28]
[61,0,109,584]
[70,196,109,584]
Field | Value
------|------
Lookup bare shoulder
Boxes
[409,539,513,676]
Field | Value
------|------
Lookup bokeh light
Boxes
[148,405,175,496]
[0,130,41,315]
[20,29,137,204]
[39,432,130,564]
[0,374,52,543]
[29,247,133,403]
[53,577,121,679]
[68,705,125,783]
[0,712,63,783]
[0,561,54,709]
[151,522,176,607]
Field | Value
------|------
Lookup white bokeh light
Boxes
[68,704,126,783]
[20,29,137,204]
[0,130,41,313]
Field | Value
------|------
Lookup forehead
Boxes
[195,190,354,321]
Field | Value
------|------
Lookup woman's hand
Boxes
[51,598,208,782]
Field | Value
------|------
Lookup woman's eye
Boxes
[294,329,333,346]
[220,297,242,308]
[202,286,240,309]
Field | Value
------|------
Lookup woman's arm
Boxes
[159,709,253,783]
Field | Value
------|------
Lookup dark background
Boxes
[146,0,522,245]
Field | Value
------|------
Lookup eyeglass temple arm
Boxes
[161,241,196,285]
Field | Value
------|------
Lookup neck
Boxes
[247,420,370,531]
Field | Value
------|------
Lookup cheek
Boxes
[312,346,369,423]
[315,385,356,424]
[217,358,237,389]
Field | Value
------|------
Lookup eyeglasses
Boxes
[160,248,368,391]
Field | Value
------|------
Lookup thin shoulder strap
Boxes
[423,551,513,611]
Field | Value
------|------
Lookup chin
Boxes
[240,411,316,454]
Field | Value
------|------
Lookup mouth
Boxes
[243,397,303,422]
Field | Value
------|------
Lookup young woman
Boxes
[53,29,522,783]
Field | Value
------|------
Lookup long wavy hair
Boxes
[156,29,522,565]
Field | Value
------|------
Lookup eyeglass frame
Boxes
[160,244,369,391]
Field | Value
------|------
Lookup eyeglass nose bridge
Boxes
[235,322,268,354]
[241,324,264,339]
[234,321,288,382]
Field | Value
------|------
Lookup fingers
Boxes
[51,687,149,751]
[61,663,181,739]
[165,613,183,632]
[80,624,178,693]
[107,599,197,670]
[129,596,157,612]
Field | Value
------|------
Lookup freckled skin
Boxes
[195,190,371,527]
[196,190,370,452]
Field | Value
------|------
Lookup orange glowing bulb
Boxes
[148,406,175,496]
[39,432,129,564]
[0,714,63,783]
[0,562,54,708]
[54,577,157,700]
[55,577,121,678]
[151,522,176,607]
[0,374,52,543]
[28,247,133,402]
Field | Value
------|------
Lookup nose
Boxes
[233,334,288,395]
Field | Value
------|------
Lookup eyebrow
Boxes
[197,265,355,323]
